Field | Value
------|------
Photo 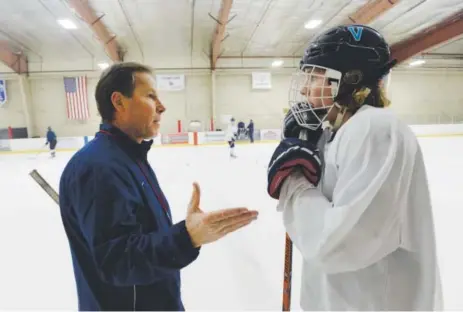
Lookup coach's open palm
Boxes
[185,182,258,247]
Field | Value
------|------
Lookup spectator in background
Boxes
[45,126,57,158]
[237,120,245,131]
[58,62,258,311]
[247,119,254,143]
[237,120,246,139]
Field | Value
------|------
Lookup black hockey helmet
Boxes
[300,24,396,96]
[288,24,396,130]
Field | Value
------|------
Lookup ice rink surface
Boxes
[1,137,462,310]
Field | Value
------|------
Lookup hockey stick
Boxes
[281,129,308,311]
[29,169,59,205]
[282,232,293,311]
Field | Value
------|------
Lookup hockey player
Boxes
[45,126,57,158]
[267,25,443,310]
[226,117,238,158]
[247,119,254,143]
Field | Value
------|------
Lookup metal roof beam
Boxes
[391,9,463,64]
[67,0,123,62]
[0,42,27,74]
[292,0,400,56]
[210,0,233,70]
[345,0,401,24]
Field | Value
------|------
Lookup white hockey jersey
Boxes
[226,122,238,141]
[277,105,443,310]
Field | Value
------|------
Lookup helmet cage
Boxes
[288,64,342,130]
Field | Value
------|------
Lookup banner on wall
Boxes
[252,72,271,89]
[156,74,185,91]
[0,79,7,107]
[261,129,281,141]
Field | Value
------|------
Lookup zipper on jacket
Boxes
[133,285,137,311]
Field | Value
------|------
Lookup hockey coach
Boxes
[58,62,259,311]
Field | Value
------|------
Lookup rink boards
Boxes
[1,123,463,154]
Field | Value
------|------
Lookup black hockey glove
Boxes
[282,102,325,145]
[267,137,322,200]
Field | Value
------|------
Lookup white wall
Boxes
[0,72,213,136]
[0,68,462,137]
[157,75,211,132]
[387,70,463,124]
[215,73,290,129]
[29,77,101,137]
[215,70,463,129]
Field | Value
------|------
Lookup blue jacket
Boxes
[247,122,254,131]
[59,123,200,311]
[46,129,56,143]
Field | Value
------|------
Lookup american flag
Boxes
[64,76,89,120]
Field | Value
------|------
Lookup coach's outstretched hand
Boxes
[185,182,258,247]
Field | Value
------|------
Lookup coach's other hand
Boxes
[186,182,258,247]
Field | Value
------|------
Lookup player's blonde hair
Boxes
[351,85,391,108]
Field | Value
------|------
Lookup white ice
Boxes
[0,137,462,310]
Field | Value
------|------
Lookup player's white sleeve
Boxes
[277,113,413,274]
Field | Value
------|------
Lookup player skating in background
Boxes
[45,126,57,158]
[267,25,443,310]
[226,117,238,158]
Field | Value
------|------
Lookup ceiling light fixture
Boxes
[409,59,426,67]
[271,59,284,67]
[304,19,322,29]
[57,19,77,29]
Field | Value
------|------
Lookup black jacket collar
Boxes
[98,123,154,160]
